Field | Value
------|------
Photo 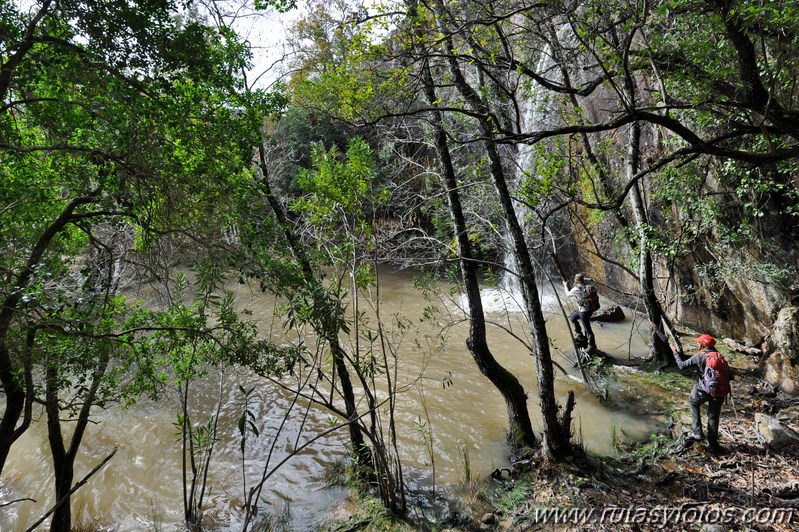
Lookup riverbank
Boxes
[324,342,799,531]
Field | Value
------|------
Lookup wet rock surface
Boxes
[590,305,625,322]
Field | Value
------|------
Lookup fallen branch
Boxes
[24,447,117,532]
[0,497,36,508]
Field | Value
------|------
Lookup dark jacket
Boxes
[673,348,717,375]
[673,347,733,391]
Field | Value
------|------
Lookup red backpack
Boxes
[699,350,731,398]
[581,285,601,312]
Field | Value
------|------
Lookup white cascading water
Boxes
[499,33,568,314]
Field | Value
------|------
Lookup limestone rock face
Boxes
[760,352,799,396]
[771,306,799,361]
[760,306,799,395]
[521,43,799,394]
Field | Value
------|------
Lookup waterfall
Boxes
[501,37,567,310]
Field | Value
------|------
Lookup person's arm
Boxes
[564,284,581,299]
[670,345,702,370]
[650,322,669,344]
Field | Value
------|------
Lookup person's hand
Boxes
[650,321,657,329]
[562,280,568,287]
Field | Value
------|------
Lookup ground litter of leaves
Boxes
[483,364,799,532]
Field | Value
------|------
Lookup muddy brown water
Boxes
[0,269,664,530]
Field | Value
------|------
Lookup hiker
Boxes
[562,273,597,356]
[671,333,732,454]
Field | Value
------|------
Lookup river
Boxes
[0,268,663,530]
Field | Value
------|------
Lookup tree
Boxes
[419,0,574,460]
[0,0,259,495]
[543,0,799,339]
[406,0,538,452]
[275,0,546,456]
[247,139,376,471]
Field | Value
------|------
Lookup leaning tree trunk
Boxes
[551,21,672,365]
[0,344,26,476]
[412,15,537,450]
[482,131,570,459]
[432,6,571,460]
[626,122,671,364]
[621,62,674,366]
[256,146,372,468]
[45,349,108,532]
[0,195,94,475]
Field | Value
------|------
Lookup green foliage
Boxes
[630,432,672,460]
[254,0,297,13]
[457,442,474,486]
[648,153,798,294]
[322,492,414,532]
[518,142,562,209]
[278,283,351,339]
[290,136,388,268]
[0,0,277,427]
[173,413,218,459]
[647,160,719,258]
[492,477,536,514]
[288,3,413,124]
[724,160,799,219]
[122,274,297,402]
[293,138,378,224]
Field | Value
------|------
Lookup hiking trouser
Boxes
[689,385,724,448]
[569,309,595,351]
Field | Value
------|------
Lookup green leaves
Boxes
[236,384,260,456]
[290,136,386,266]
[254,0,297,13]
[294,137,377,220]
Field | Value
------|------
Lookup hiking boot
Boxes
[575,334,587,349]
[707,444,726,455]
[687,431,704,441]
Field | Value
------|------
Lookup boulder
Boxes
[591,305,625,322]
[760,306,799,395]
[722,337,762,357]
[755,413,799,448]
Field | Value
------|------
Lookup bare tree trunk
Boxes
[410,4,536,449]
[256,146,372,468]
[431,4,570,460]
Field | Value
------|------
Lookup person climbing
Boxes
[671,333,733,454]
[562,273,598,358]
